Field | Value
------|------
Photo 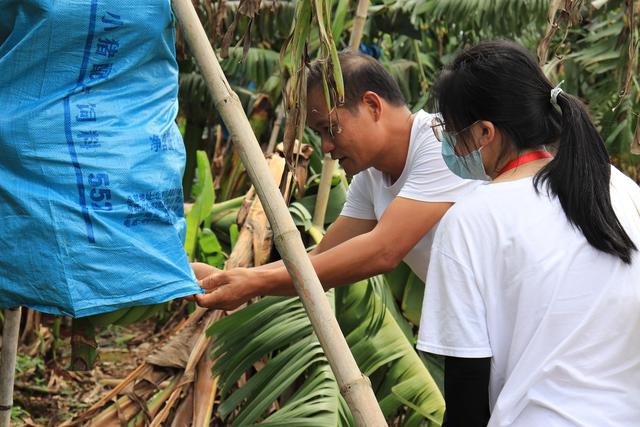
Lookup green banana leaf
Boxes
[400,272,424,327]
[185,151,215,260]
[207,272,444,425]
[298,178,348,226]
[336,280,445,426]
[198,228,226,268]
[222,47,281,91]
[289,201,314,231]
[208,293,352,426]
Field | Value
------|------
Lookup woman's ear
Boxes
[476,120,497,148]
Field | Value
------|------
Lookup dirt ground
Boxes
[9,309,183,426]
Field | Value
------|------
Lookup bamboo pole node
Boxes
[339,373,372,394]
[214,93,240,110]
[273,228,303,245]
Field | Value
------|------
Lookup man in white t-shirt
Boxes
[192,52,479,308]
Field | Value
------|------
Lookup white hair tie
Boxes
[550,80,564,108]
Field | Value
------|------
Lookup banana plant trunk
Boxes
[0,307,21,427]
[312,0,369,228]
[171,1,386,425]
[70,318,98,371]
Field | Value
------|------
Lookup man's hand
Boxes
[194,266,260,310]
[184,262,219,302]
[191,262,220,281]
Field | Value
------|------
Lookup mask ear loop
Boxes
[550,80,564,110]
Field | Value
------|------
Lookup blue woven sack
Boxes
[0,0,201,316]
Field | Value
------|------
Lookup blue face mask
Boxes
[440,133,490,181]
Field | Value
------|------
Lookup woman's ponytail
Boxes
[534,92,637,264]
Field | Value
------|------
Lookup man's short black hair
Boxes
[307,51,406,111]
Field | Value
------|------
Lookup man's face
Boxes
[306,89,377,176]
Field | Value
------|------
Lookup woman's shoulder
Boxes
[610,165,640,193]
[449,178,534,211]
[439,178,543,235]
[610,166,640,240]
[610,166,640,215]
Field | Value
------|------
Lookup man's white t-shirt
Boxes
[340,110,481,282]
[417,167,640,427]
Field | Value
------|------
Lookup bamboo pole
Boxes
[0,307,21,427]
[312,0,370,228]
[348,0,370,52]
[171,1,386,425]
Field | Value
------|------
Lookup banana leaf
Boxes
[336,279,445,426]
[185,151,215,260]
[208,293,352,426]
[208,272,444,425]
[298,177,348,226]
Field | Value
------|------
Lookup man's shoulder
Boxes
[409,110,440,156]
[351,167,382,184]
[412,110,436,136]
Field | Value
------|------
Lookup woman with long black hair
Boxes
[417,40,640,426]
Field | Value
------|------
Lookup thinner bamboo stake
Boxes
[312,0,370,228]
[266,104,285,155]
[348,0,370,52]
[171,1,386,425]
[311,155,336,228]
[0,307,21,427]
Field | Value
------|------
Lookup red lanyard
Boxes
[497,150,553,176]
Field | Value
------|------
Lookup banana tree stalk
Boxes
[536,0,562,66]
[171,1,385,425]
[312,0,369,228]
[0,307,21,427]
[70,318,98,371]
[633,119,640,155]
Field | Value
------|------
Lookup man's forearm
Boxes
[193,232,392,307]
[196,202,443,309]
[250,231,401,297]
[250,248,324,296]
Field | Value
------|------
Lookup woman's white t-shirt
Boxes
[340,110,481,281]
[417,167,640,426]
